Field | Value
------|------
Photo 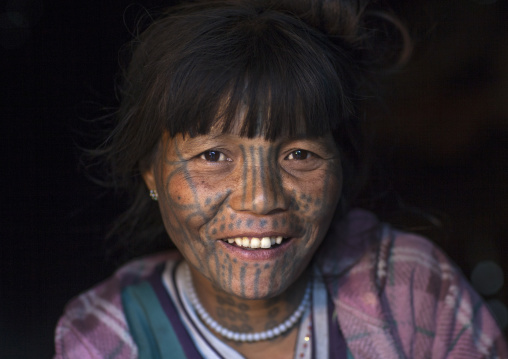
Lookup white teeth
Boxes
[250,238,260,248]
[222,236,286,249]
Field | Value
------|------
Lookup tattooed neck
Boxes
[189,263,311,342]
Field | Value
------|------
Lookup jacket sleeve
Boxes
[381,230,508,359]
[54,317,97,359]
[53,252,179,358]
[427,244,507,358]
[53,286,138,359]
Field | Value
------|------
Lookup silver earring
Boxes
[149,189,158,201]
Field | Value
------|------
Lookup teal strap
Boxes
[122,281,187,359]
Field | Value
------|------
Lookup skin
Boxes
[143,126,342,358]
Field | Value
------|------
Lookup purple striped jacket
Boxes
[54,209,508,358]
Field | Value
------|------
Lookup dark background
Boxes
[1,0,507,357]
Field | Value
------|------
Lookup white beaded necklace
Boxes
[184,264,312,343]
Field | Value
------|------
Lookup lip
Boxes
[217,231,293,239]
[216,236,294,261]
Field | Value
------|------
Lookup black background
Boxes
[1,0,507,357]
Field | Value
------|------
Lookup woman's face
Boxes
[143,128,342,299]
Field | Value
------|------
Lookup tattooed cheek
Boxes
[158,205,178,231]
[200,191,231,213]
[161,174,195,206]
[291,190,334,220]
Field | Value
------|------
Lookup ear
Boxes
[141,132,166,191]
[141,164,157,192]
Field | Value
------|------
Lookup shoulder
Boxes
[319,209,472,300]
[54,251,181,359]
[383,229,507,358]
[379,227,507,357]
[322,210,508,358]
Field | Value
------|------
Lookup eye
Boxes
[285,149,312,160]
[200,150,229,162]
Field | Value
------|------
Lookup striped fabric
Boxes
[54,209,508,358]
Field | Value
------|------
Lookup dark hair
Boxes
[97,0,409,260]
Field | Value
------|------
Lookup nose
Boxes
[229,145,289,215]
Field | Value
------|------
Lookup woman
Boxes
[55,0,507,358]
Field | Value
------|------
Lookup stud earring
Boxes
[149,189,158,201]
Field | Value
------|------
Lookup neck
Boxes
[188,263,311,336]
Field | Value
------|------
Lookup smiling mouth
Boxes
[220,236,286,249]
